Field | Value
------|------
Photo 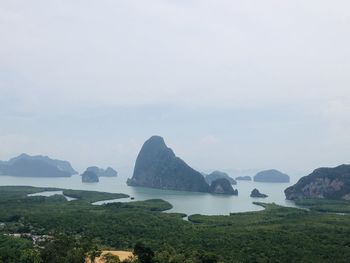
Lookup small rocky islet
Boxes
[81,166,118,183]
[86,166,118,177]
[250,188,268,198]
[81,170,99,183]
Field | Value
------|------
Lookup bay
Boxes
[0,175,298,216]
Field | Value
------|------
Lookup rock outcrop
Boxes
[86,166,118,177]
[0,154,76,177]
[285,164,350,200]
[250,188,268,198]
[103,167,118,177]
[236,176,252,181]
[127,136,210,193]
[81,170,99,183]
[254,169,290,183]
[210,178,238,195]
[205,171,237,185]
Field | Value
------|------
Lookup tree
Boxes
[40,234,86,263]
[87,246,102,263]
[134,242,155,263]
[20,249,42,263]
[199,252,220,263]
[102,253,121,263]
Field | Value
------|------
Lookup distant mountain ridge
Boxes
[0,153,77,177]
[236,176,252,181]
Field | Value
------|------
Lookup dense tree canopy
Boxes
[1,186,350,263]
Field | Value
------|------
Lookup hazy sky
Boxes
[1,1,349,177]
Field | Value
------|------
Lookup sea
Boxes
[0,175,299,216]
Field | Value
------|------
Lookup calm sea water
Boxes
[0,175,298,216]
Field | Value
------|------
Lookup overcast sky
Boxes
[0,0,349,177]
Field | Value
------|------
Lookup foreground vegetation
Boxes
[62,189,129,203]
[0,186,350,262]
[295,198,350,213]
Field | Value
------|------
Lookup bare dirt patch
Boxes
[86,250,134,263]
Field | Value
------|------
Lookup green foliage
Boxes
[198,252,221,263]
[134,242,155,263]
[40,234,87,263]
[20,249,43,263]
[87,246,102,263]
[0,186,60,201]
[2,186,350,262]
[295,198,350,213]
[106,199,173,211]
[102,253,121,263]
[0,235,33,263]
[62,189,129,203]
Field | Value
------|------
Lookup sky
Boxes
[0,0,350,178]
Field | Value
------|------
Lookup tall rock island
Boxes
[127,136,210,193]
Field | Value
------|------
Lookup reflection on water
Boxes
[0,175,297,216]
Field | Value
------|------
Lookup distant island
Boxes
[81,166,118,183]
[86,166,118,177]
[254,169,290,183]
[0,153,77,177]
[285,164,350,200]
[250,188,268,198]
[205,171,237,185]
[210,178,238,195]
[81,170,99,183]
[235,176,252,181]
[127,136,237,195]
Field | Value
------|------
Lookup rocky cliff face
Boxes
[210,178,238,195]
[254,169,290,183]
[127,136,210,193]
[285,164,350,200]
[205,171,237,185]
